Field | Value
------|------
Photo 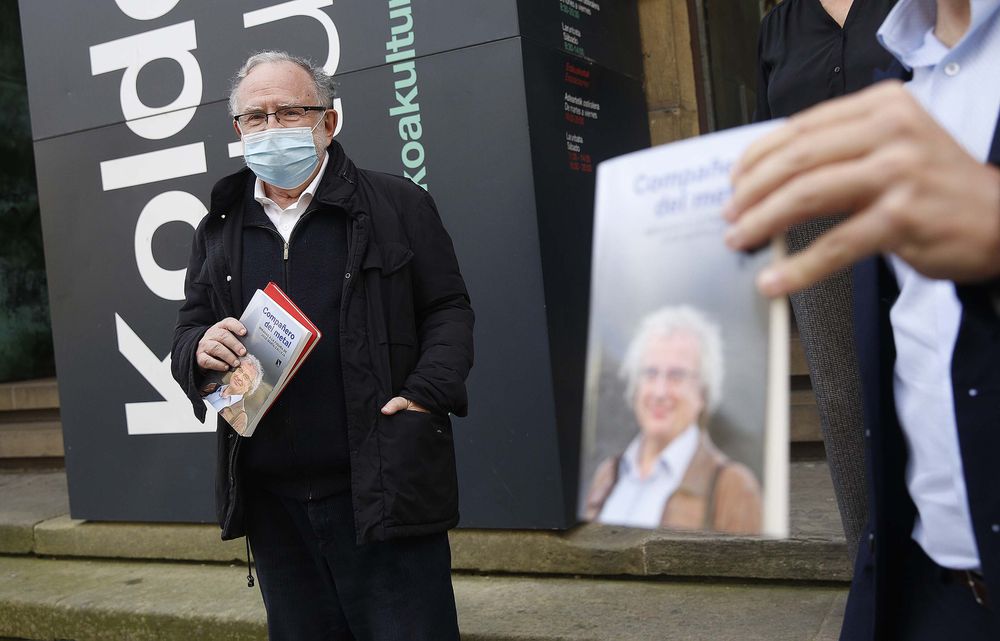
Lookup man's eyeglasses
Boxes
[639,366,700,386]
[234,106,328,132]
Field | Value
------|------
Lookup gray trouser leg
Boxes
[788,217,869,563]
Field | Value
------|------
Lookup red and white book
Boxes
[202,282,321,437]
[263,281,321,380]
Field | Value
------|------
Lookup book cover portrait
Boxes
[580,123,788,537]
[203,351,273,436]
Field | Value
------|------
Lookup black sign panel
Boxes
[21,0,647,527]
[518,1,643,79]
[20,0,640,141]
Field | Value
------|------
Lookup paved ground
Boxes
[0,555,845,641]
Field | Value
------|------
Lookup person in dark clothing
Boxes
[170,50,474,641]
[755,0,898,122]
[753,0,898,563]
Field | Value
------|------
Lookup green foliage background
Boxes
[0,1,56,382]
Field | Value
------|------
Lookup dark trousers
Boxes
[245,487,460,641]
[891,538,1000,640]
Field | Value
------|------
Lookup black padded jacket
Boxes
[170,142,474,544]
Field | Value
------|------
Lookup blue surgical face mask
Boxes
[242,120,323,189]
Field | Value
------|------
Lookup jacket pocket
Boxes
[377,409,459,527]
[363,242,419,393]
[362,241,417,347]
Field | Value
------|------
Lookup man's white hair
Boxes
[228,50,337,116]
[619,305,725,414]
[238,353,264,396]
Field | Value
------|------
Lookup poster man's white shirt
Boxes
[205,386,244,412]
[598,425,699,529]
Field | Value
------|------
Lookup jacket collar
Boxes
[314,141,362,216]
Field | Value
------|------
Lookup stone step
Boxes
[0,461,848,582]
[0,379,59,412]
[0,379,62,460]
[0,417,63,459]
[454,459,847,582]
[789,316,825,445]
[791,333,809,377]
[791,384,822,444]
[0,555,847,641]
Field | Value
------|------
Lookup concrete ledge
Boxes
[0,556,847,641]
[451,527,850,582]
[451,526,649,577]
[29,518,847,582]
[0,471,68,554]
[0,523,33,556]
[30,520,848,583]
[642,533,848,580]
[35,516,246,564]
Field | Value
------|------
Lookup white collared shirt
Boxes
[878,0,1000,571]
[205,385,243,413]
[597,425,700,529]
[253,152,330,243]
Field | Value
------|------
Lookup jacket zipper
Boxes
[251,208,317,292]
[286,211,316,501]
[250,210,319,501]
[283,239,290,290]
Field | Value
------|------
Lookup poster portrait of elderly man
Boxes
[202,353,264,435]
[584,305,763,534]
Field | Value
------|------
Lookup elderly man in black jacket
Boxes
[171,50,474,641]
